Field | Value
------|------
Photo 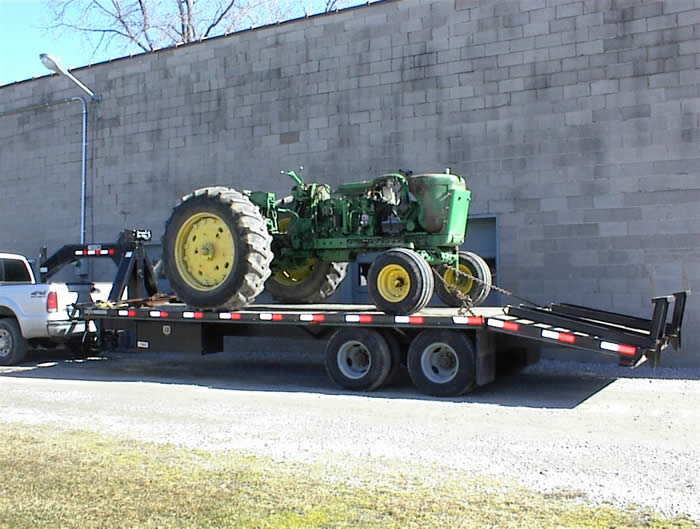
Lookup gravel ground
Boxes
[1,351,699,522]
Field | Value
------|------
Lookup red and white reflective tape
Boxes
[218,312,241,320]
[452,316,483,325]
[345,314,373,323]
[395,315,424,324]
[541,329,576,344]
[260,313,283,321]
[487,318,520,332]
[299,314,325,322]
[182,311,204,319]
[118,309,135,317]
[600,341,636,356]
[149,310,168,318]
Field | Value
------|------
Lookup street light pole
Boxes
[40,54,101,247]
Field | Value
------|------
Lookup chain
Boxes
[432,263,542,315]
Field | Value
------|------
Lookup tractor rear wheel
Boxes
[265,208,347,303]
[368,248,434,315]
[434,251,492,308]
[162,187,273,310]
[266,260,348,303]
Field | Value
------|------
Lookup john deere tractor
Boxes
[161,169,492,315]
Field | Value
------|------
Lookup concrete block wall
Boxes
[1,0,699,364]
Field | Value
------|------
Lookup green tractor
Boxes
[161,169,492,315]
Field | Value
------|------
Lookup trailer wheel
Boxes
[381,330,405,388]
[368,249,434,315]
[434,251,492,308]
[162,186,273,310]
[407,330,475,397]
[325,328,392,391]
[0,318,28,366]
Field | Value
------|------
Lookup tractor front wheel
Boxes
[162,187,273,310]
[368,248,434,315]
[434,251,492,308]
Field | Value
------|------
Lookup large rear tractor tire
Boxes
[407,330,476,397]
[162,187,273,310]
[0,318,28,366]
[266,260,348,303]
[434,251,492,308]
[368,248,434,315]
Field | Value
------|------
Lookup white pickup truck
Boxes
[0,252,109,365]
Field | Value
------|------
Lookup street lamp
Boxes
[40,53,100,101]
[40,53,101,249]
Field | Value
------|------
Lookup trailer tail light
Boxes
[452,316,483,325]
[46,291,58,313]
[395,315,424,324]
[601,341,637,356]
[487,318,519,332]
[345,314,373,323]
[300,314,325,322]
[541,329,576,344]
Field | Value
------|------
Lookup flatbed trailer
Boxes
[45,230,686,397]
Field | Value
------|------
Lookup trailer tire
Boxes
[0,318,29,366]
[368,249,434,315]
[162,187,273,310]
[381,329,404,388]
[325,328,392,391]
[434,251,492,308]
[407,330,475,397]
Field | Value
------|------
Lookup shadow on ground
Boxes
[0,347,623,409]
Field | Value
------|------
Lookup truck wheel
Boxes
[0,319,29,366]
[266,261,348,303]
[434,251,492,308]
[325,328,392,391]
[407,330,475,397]
[368,248,434,315]
[162,187,273,310]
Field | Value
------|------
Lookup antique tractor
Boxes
[161,169,492,315]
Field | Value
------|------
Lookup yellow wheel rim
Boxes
[376,264,411,302]
[442,263,474,294]
[174,212,234,291]
[274,258,318,286]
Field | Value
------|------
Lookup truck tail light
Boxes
[46,291,58,313]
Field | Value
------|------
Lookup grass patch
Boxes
[0,422,695,529]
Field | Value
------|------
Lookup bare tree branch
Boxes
[45,0,358,57]
[204,0,236,38]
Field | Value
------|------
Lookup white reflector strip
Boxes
[299,314,314,322]
[183,312,195,319]
[74,250,83,256]
[149,310,162,318]
[118,310,129,317]
[453,316,469,324]
[395,316,410,324]
[487,318,505,328]
[345,315,360,323]
[600,341,618,352]
[541,329,559,340]
[260,313,273,321]
[219,313,232,319]
[125,251,133,258]
[100,249,110,255]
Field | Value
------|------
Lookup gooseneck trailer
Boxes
[52,230,687,397]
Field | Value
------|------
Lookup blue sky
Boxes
[0,0,357,87]
[0,0,109,85]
